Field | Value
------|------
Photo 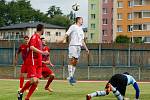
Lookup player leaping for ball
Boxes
[58,17,89,85]
[41,37,55,93]
[86,72,140,100]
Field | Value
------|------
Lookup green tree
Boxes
[134,37,143,43]
[0,0,7,26]
[115,35,130,43]
[67,11,76,24]
[50,15,72,28]
[46,5,63,18]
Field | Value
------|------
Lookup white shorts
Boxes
[68,45,81,59]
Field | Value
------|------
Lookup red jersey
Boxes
[17,44,29,61]
[25,33,42,66]
[42,46,50,62]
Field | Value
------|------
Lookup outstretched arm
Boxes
[57,34,68,43]
[82,40,89,54]
[133,82,140,99]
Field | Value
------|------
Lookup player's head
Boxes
[23,35,29,44]
[36,24,44,35]
[123,72,130,75]
[75,17,83,26]
[41,37,47,46]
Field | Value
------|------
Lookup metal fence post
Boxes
[13,41,17,78]
[138,67,141,81]
[128,43,131,67]
[112,44,115,75]
[62,54,65,80]
[87,54,90,80]
[99,43,101,67]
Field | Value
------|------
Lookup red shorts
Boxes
[42,64,54,78]
[21,64,28,73]
[27,65,42,78]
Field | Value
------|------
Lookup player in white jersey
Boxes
[86,72,140,100]
[58,17,89,85]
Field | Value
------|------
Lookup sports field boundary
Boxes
[0,79,150,84]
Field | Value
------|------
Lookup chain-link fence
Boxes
[0,41,150,81]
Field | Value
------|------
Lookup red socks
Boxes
[25,82,38,99]
[20,81,31,93]
[19,77,24,89]
[45,76,54,89]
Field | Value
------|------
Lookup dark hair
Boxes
[40,37,45,40]
[123,72,129,75]
[36,24,44,31]
[24,35,29,39]
[75,17,82,23]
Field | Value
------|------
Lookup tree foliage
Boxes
[115,35,130,43]
[0,0,72,27]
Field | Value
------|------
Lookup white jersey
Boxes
[124,74,136,85]
[66,24,84,46]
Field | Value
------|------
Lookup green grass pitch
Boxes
[0,80,150,100]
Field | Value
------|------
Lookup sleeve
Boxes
[30,35,36,47]
[81,30,85,40]
[45,46,50,53]
[131,76,136,85]
[133,82,140,99]
[66,25,73,36]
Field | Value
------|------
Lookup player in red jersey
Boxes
[15,35,29,90]
[41,37,55,93]
[18,24,49,100]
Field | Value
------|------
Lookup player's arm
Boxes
[49,56,54,67]
[14,47,21,65]
[82,40,89,54]
[57,34,68,43]
[133,82,140,100]
[30,46,48,55]
[57,25,72,43]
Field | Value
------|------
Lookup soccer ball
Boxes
[72,3,80,11]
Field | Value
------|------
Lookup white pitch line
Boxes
[0,79,150,83]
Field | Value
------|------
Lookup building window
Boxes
[143,11,150,18]
[117,13,122,20]
[117,1,123,8]
[90,33,94,39]
[103,0,108,3]
[134,12,142,18]
[133,24,142,30]
[91,4,96,10]
[128,25,133,32]
[47,32,51,36]
[91,24,96,29]
[56,32,61,36]
[103,18,108,25]
[117,25,123,32]
[103,40,107,43]
[111,18,113,25]
[133,0,143,6]
[102,30,108,36]
[112,8,113,13]
[128,13,132,19]
[128,1,133,7]
[143,23,150,31]
[103,8,108,14]
[91,14,96,19]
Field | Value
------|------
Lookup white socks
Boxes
[68,65,76,78]
[89,91,106,97]
[72,66,76,76]
[88,86,123,100]
[111,85,124,100]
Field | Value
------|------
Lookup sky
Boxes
[6,0,88,27]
